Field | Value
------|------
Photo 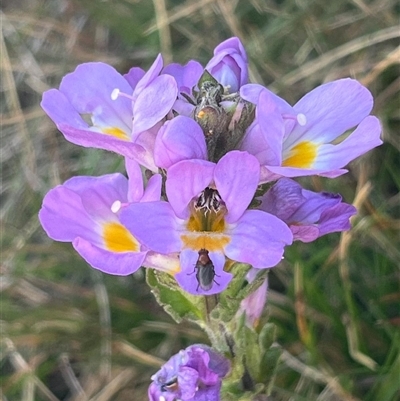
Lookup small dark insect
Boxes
[195,187,222,213]
[188,249,220,291]
[160,376,178,392]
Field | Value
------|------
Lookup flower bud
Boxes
[205,37,249,93]
[148,344,230,401]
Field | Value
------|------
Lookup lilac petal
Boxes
[173,98,196,116]
[261,179,357,242]
[39,186,101,244]
[206,37,248,91]
[259,166,283,183]
[132,74,178,134]
[289,79,374,145]
[124,67,145,90]
[143,252,180,275]
[207,56,241,92]
[70,175,128,221]
[214,151,260,223]
[59,62,133,132]
[196,345,231,378]
[148,384,175,401]
[290,225,320,242]
[314,116,382,170]
[178,367,199,398]
[154,116,207,169]
[239,123,266,164]
[41,89,90,131]
[262,164,347,179]
[133,53,164,98]
[125,158,144,202]
[186,347,219,385]
[141,174,162,202]
[120,201,182,254]
[72,237,146,275]
[175,250,232,295]
[318,202,357,237]
[166,160,215,219]
[318,169,348,178]
[42,89,157,170]
[214,37,247,61]
[192,387,221,401]
[240,272,268,327]
[260,178,305,221]
[240,84,294,115]
[290,191,342,224]
[54,122,156,169]
[239,91,284,166]
[225,210,292,268]
[163,60,203,93]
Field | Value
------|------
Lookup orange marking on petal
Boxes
[181,233,230,252]
[102,127,130,141]
[282,141,318,168]
[103,222,139,252]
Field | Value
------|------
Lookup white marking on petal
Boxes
[159,396,166,401]
[111,200,121,213]
[297,113,307,126]
[111,88,120,100]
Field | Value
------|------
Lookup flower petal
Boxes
[318,202,357,237]
[163,60,203,94]
[73,237,146,275]
[289,78,374,146]
[240,84,294,115]
[125,158,144,202]
[240,91,284,166]
[259,178,305,221]
[58,62,133,132]
[132,74,178,134]
[71,175,128,221]
[225,210,292,268]
[214,151,260,223]
[154,116,207,169]
[120,201,182,254]
[166,160,215,219]
[141,174,162,202]
[313,116,382,170]
[39,186,101,244]
[124,67,146,90]
[133,54,164,98]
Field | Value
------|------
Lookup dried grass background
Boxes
[1,0,399,400]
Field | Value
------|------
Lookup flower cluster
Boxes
[39,37,382,298]
[148,345,230,401]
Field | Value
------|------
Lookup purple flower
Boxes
[39,159,180,275]
[259,178,357,243]
[41,56,178,171]
[120,151,293,295]
[238,269,268,328]
[239,79,382,182]
[148,344,230,401]
[205,37,249,93]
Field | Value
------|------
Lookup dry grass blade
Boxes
[3,339,61,401]
[113,341,164,368]
[152,0,172,64]
[86,369,136,401]
[277,345,361,401]
[339,181,378,371]
[274,26,400,88]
